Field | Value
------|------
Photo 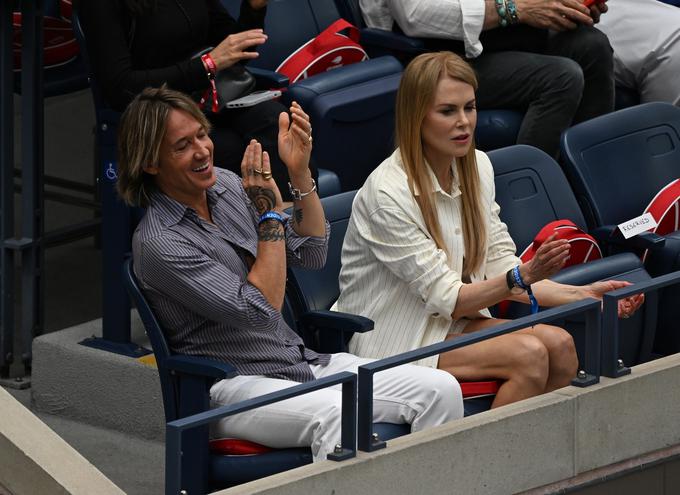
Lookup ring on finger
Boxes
[253,168,263,175]
[262,171,273,180]
[308,135,313,143]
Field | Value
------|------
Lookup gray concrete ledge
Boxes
[31,313,165,441]
[0,386,123,495]
[216,353,680,495]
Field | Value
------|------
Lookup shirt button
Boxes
[455,228,461,235]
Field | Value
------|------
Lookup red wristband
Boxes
[200,53,219,113]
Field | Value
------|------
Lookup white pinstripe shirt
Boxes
[335,149,520,368]
[132,169,331,382]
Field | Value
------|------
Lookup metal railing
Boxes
[165,371,357,495]
[357,298,603,452]
[601,270,680,377]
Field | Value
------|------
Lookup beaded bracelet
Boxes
[495,0,509,27]
[506,0,520,25]
[258,211,285,226]
[495,0,519,27]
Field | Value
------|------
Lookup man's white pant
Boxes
[210,352,463,461]
[597,0,680,106]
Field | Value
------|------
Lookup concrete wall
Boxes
[31,317,166,441]
[0,386,123,495]
[215,354,680,495]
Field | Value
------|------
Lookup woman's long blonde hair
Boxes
[395,52,485,278]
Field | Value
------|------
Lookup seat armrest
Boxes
[591,225,666,251]
[165,355,237,379]
[298,309,374,334]
[360,28,426,54]
[299,310,374,354]
[248,67,289,88]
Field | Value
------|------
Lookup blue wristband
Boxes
[258,211,285,226]
[513,266,539,314]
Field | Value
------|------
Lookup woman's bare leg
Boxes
[437,318,576,408]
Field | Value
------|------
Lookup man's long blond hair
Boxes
[395,52,485,278]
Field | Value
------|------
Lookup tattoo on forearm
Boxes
[246,186,276,214]
[258,220,285,242]
[292,207,303,226]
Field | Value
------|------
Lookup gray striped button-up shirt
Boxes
[132,169,331,382]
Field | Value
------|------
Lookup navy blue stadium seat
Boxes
[221,0,404,192]
[13,0,89,97]
[123,258,314,492]
[286,191,496,415]
[489,145,658,368]
[332,0,523,152]
[560,102,680,355]
[124,253,409,490]
[285,57,403,191]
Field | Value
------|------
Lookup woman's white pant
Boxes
[210,352,463,461]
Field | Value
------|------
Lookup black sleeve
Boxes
[205,0,267,48]
[79,0,209,111]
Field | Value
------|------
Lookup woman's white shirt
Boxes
[334,148,520,367]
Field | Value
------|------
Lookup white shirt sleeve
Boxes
[360,0,487,58]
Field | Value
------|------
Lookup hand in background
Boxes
[278,102,313,179]
[584,280,645,319]
[589,1,608,24]
[209,29,268,71]
[515,0,593,31]
[248,0,268,9]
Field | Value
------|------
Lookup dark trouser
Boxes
[209,99,318,201]
[428,25,615,157]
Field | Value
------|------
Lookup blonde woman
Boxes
[335,52,644,408]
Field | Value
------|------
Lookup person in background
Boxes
[117,86,464,460]
[336,52,644,409]
[596,0,680,106]
[360,0,614,158]
[78,0,312,199]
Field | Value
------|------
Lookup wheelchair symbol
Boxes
[105,163,117,181]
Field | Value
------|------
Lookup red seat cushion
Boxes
[460,380,500,398]
[209,438,274,456]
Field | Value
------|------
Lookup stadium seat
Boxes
[123,258,313,492]
[489,144,658,368]
[332,0,523,152]
[220,0,405,192]
[124,253,412,490]
[284,58,403,191]
[13,0,89,98]
[286,191,498,415]
[560,102,680,356]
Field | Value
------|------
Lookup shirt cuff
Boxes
[416,267,464,321]
[460,0,486,58]
[486,255,522,281]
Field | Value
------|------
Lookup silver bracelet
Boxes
[288,178,317,201]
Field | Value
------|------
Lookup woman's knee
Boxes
[510,334,550,386]
[537,325,579,376]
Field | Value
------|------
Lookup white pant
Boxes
[210,352,463,461]
[597,0,680,106]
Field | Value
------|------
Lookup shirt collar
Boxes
[399,152,460,199]
[149,173,229,228]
